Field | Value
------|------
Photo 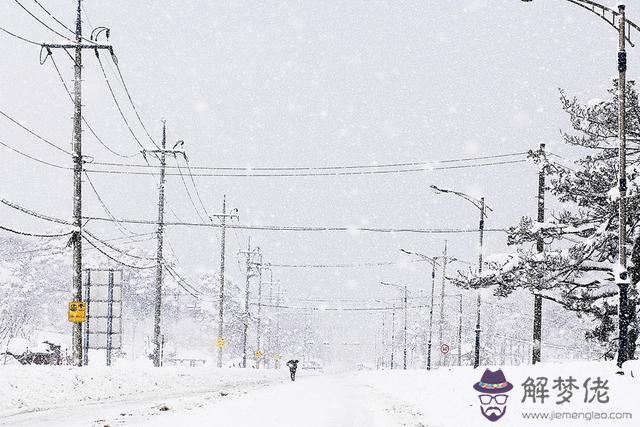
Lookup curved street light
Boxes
[430,186,489,368]
[400,248,461,370]
[521,0,639,367]
[380,281,408,370]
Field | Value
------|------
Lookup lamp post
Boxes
[381,281,408,370]
[431,185,492,368]
[520,0,640,367]
[400,248,459,370]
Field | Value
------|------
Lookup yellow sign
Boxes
[255,350,263,360]
[68,301,86,323]
[216,337,225,349]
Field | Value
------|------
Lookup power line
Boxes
[90,151,528,172]
[0,224,71,238]
[0,197,509,236]
[0,108,71,155]
[31,0,96,45]
[84,171,137,237]
[82,235,155,270]
[175,160,207,223]
[83,159,528,177]
[0,24,41,45]
[49,53,140,158]
[183,158,211,218]
[80,215,509,234]
[12,0,75,43]
[267,259,428,268]
[0,139,68,169]
[31,0,75,35]
[108,52,160,149]
[252,302,430,311]
[95,52,147,151]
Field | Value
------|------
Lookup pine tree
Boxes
[454,81,639,360]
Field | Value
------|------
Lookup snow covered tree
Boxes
[454,81,640,361]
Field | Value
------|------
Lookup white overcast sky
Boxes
[0,0,629,354]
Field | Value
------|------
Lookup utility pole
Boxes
[617,4,631,368]
[255,256,264,370]
[390,304,396,369]
[427,259,436,370]
[533,143,546,364]
[457,294,463,366]
[142,122,186,367]
[152,123,166,368]
[263,270,276,369]
[210,196,239,368]
[403,286,408,370]
[238,238,258,368]
[438,241,448,366]
[42,0,113,367]
[381,313,386,369]
[475,197,486,369]
[274,280,282,369]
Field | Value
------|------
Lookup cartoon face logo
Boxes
[473,369,513,422]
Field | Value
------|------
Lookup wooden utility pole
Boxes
[41,0,112,367]
[438,241,448,366]
[152,123,167,368]
[142,122,186,367]
[390,304,396,369]
[210,196,239,368]
[533,143,546,364]
[239,238,258,368]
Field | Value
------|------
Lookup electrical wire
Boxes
[95,52,147,151]
[84,159,528,177]
[49,54,139,158]
[0,139,68,169]
[83,229,156,261]
[183,158,211,218]
[79,216,509,234]
[0,224,71,238]
[252,303,430,311]
[82,235,155,269]
[90,152,528,172]
[84,171,137,236]
[268,259,428,268]
[0,24,41,45]
[0,108,71,155]
[31,0,74,35]
[175,160,207,223]
[108,53,160,149]
[12,0,75,42]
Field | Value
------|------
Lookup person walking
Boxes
[286,359,299,381]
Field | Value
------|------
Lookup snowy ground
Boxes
[1,361,638,426]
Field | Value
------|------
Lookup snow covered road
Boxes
[2,362,639,426]
[1,370,422,427]
[138,372,418,427]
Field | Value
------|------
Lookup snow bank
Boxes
[0,363,284,418]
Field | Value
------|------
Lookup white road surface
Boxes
[2,371,426,427]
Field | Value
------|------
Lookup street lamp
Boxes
[380,281,408,370]
[520,0,640,367]
[431,185,492,368]
[400,248,458,370]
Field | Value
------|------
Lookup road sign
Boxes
[216,337,225,349]
[83,269,123,366]
[68,301,86,323]
[440,343,450,355]
[255,350,263,360]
